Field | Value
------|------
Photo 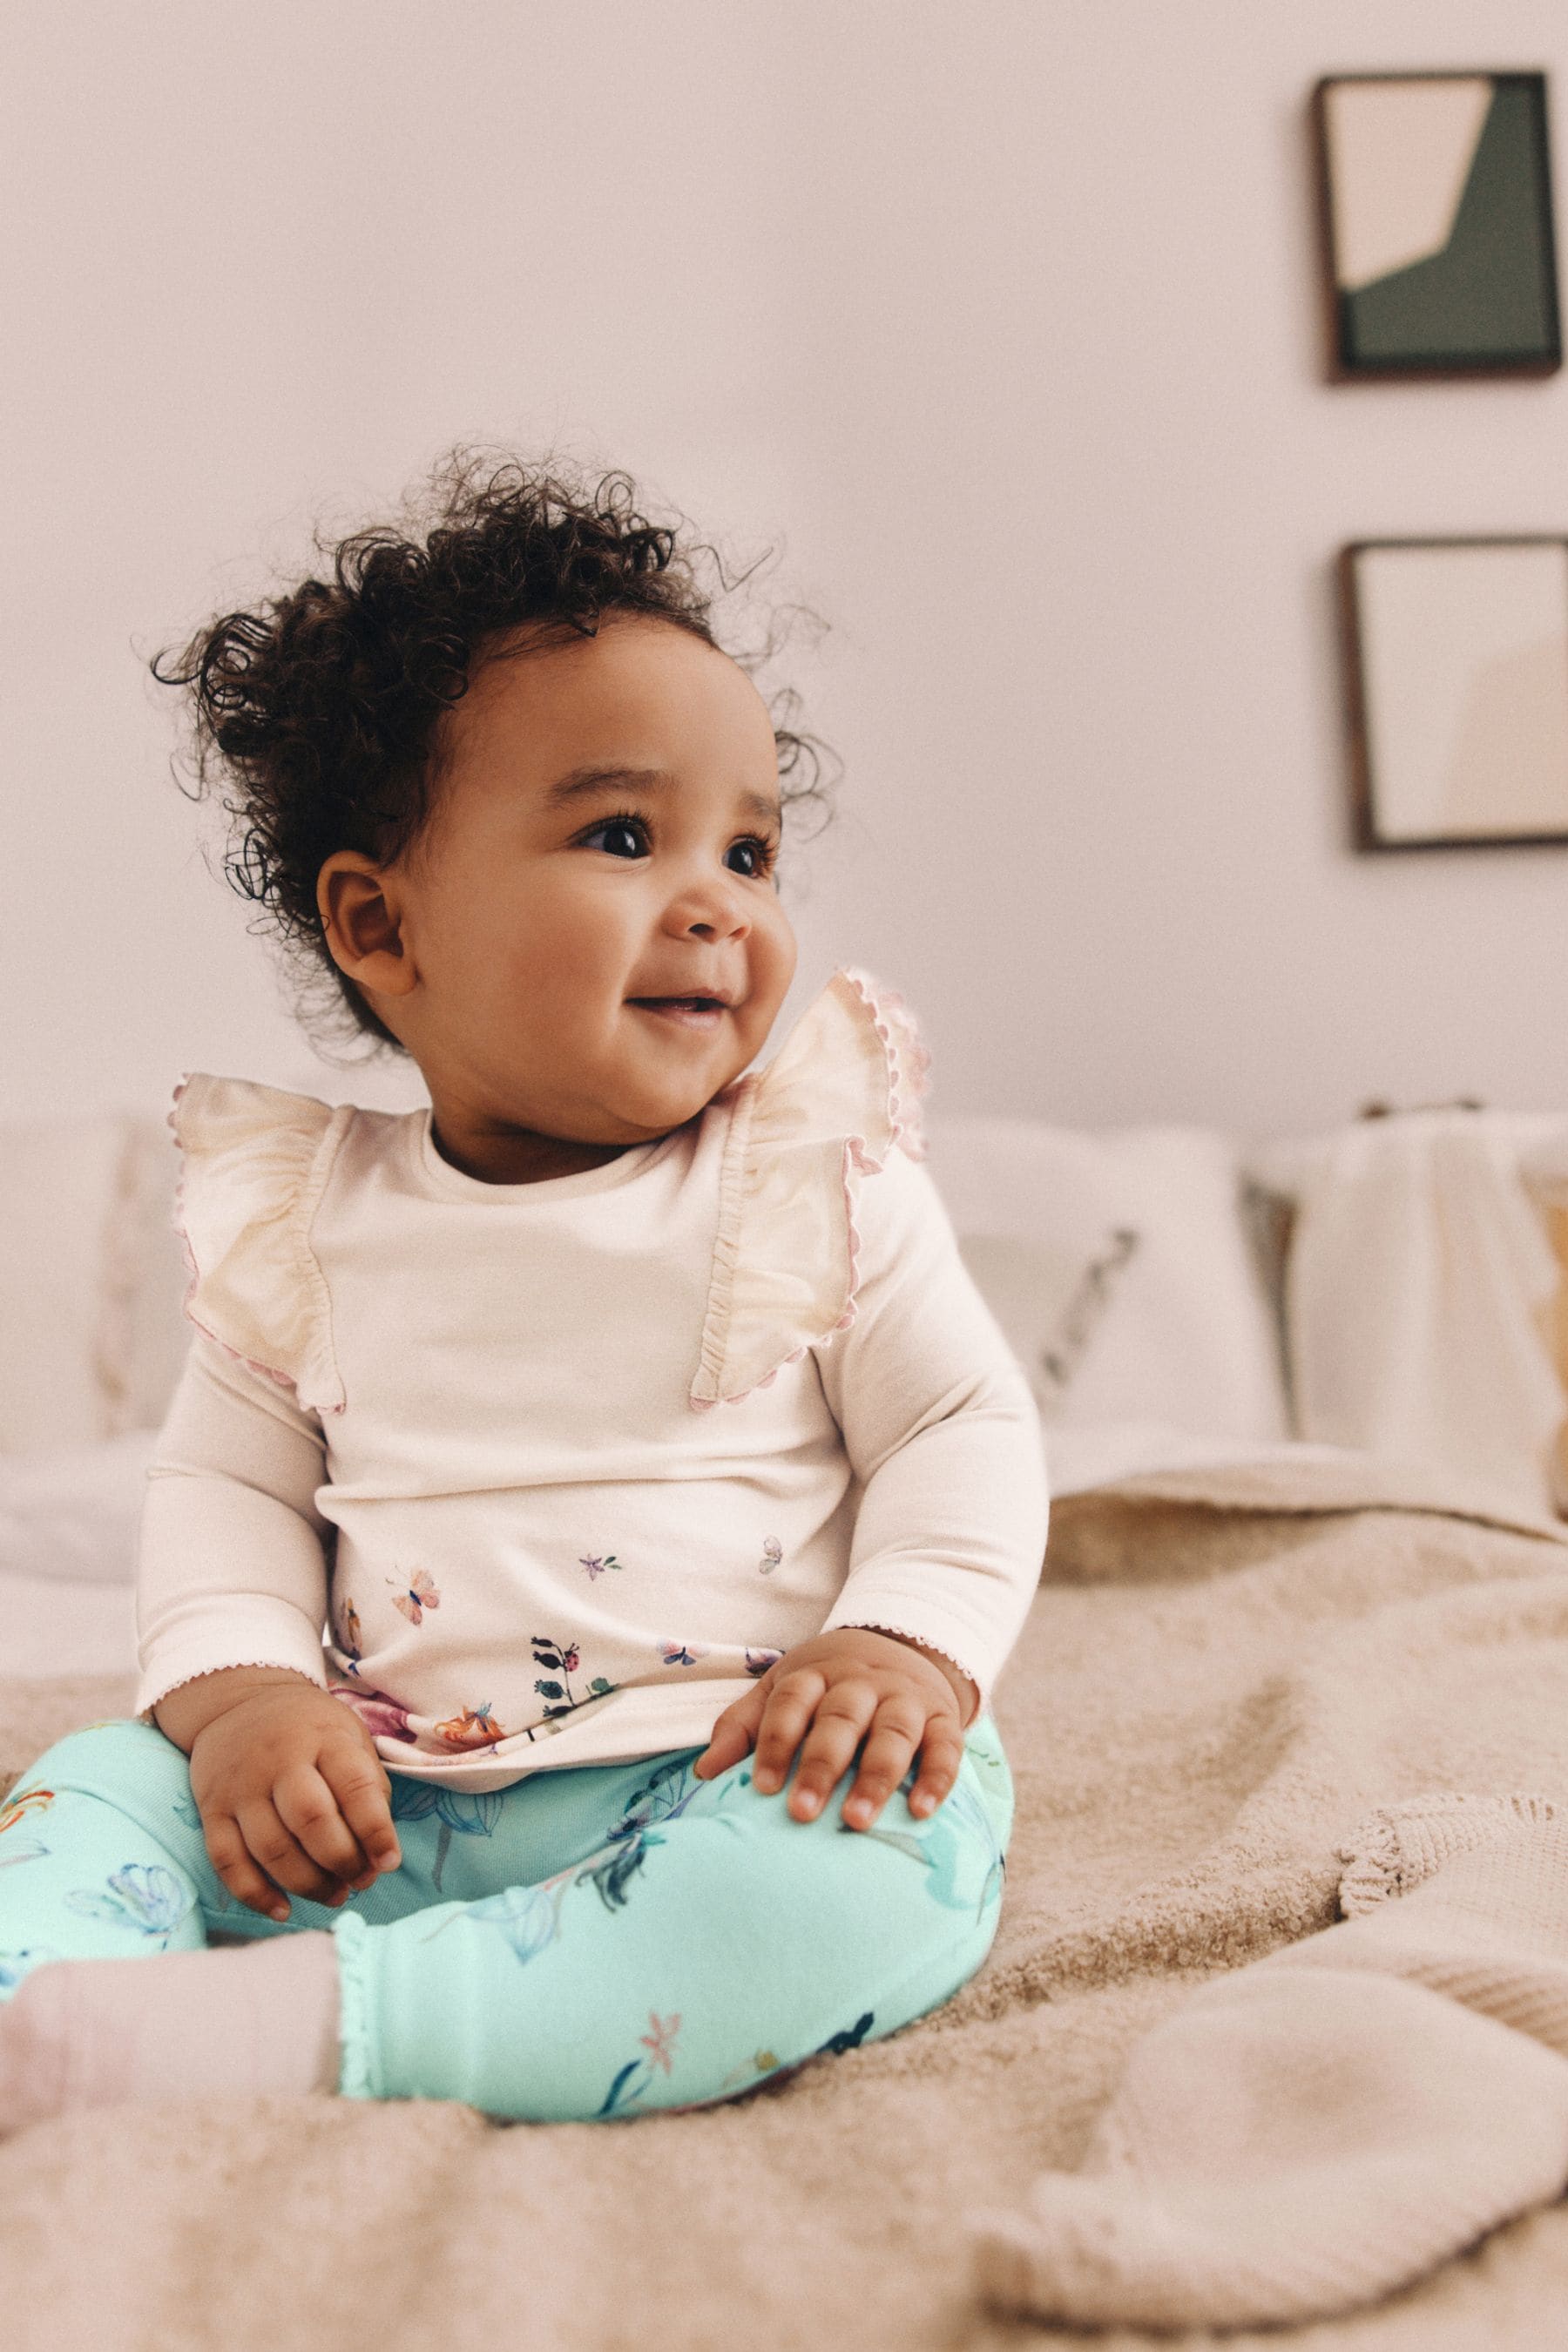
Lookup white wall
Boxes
[5,0,1568,1137]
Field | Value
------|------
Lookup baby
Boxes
[0,453,1048,2130]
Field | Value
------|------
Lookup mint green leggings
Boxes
[0,1715,1011,2120]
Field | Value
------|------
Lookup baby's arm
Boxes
[138,1332,339,1712]
[697,1145,1048,1825]
[139,1333,401,1916]
[809,1146,1049,1682]
[169,1673,401,1920]
[152,1662,323,1750]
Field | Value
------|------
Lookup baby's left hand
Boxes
[693,1627,977,1828]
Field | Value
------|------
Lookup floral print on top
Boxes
[326,1543,796,1761]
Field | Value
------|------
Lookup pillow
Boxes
[0,1429,154,1585]
[0,1111,190,1457]
[1514,1128,1568,1511]
[1254,1113,1568,1518]
[0,1567,139,1681]
[0,1112,129,1453]
[100,1116,192,1437]
[923,1117,1291,1443]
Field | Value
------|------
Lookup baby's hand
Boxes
[693,1628,976,1829]
[187,1686,402,1922]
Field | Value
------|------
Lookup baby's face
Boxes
[318,613,798,1182]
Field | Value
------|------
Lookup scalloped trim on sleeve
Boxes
[687,965,933,1411]
[828,1618,985,1715]
[168,1072,353,1416]
[133,1658,328,1727]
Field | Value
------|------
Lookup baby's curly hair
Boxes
[150,446,837,1060]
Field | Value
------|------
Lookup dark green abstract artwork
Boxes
[1315,72,1561,378]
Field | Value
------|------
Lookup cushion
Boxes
[103,1118,193,1437]
[0,1430,153,1585]
[1513,1126,1568,1508]
[0,1112,189,1458]
[923,1118,1290,1443]
[0,1112,128,1453]
[1254,1114,1568,1518]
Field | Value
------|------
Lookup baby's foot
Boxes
[0,1931,341,2137]
[0,1966,67,2136]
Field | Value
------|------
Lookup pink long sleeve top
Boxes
[132,967,1049,1791]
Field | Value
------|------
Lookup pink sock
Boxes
[0,1930,341,2137]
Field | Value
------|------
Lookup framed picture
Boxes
[1338,538,1568,849]
[1312,71,1561,378]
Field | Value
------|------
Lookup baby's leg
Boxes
[0,1719,341,2133]
[0,1713,437,1970]
[0,1720,216,1994]
[332,1716,1015,2122]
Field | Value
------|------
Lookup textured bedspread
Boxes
[3,1450,1568,2350]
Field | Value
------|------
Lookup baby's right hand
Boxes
[187,1686,402,1922]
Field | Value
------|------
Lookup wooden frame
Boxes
[1311,71,1562,381]
[1338,537,1568,851]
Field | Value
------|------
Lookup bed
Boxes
[3,1101,1568,2347]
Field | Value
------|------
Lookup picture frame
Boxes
[1338,537,1568,851]
[1311,71,1561,380]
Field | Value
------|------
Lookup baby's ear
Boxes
[317,854,415,995]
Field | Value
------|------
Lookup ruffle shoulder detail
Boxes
[168,1072,352,1415]
[689,966,932,1410]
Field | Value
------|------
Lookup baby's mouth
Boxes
[630,997,727,1027]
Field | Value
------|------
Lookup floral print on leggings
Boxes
[0,1711,1014,2122]
[402,1748,1000,2118]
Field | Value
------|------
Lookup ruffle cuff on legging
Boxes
[329,1908,377,2101]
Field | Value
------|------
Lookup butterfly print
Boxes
[432,1702,508,1753]
[387,1569,441,1626]
[659,1640,708,1668]
[744,1648,783,1678]
[62,1862,194,1945]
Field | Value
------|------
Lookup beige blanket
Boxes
[4,1450,1568,2350]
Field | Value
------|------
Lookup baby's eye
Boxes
[581,814,649,861]
[580,814,780,879]
[727,836,779,880]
